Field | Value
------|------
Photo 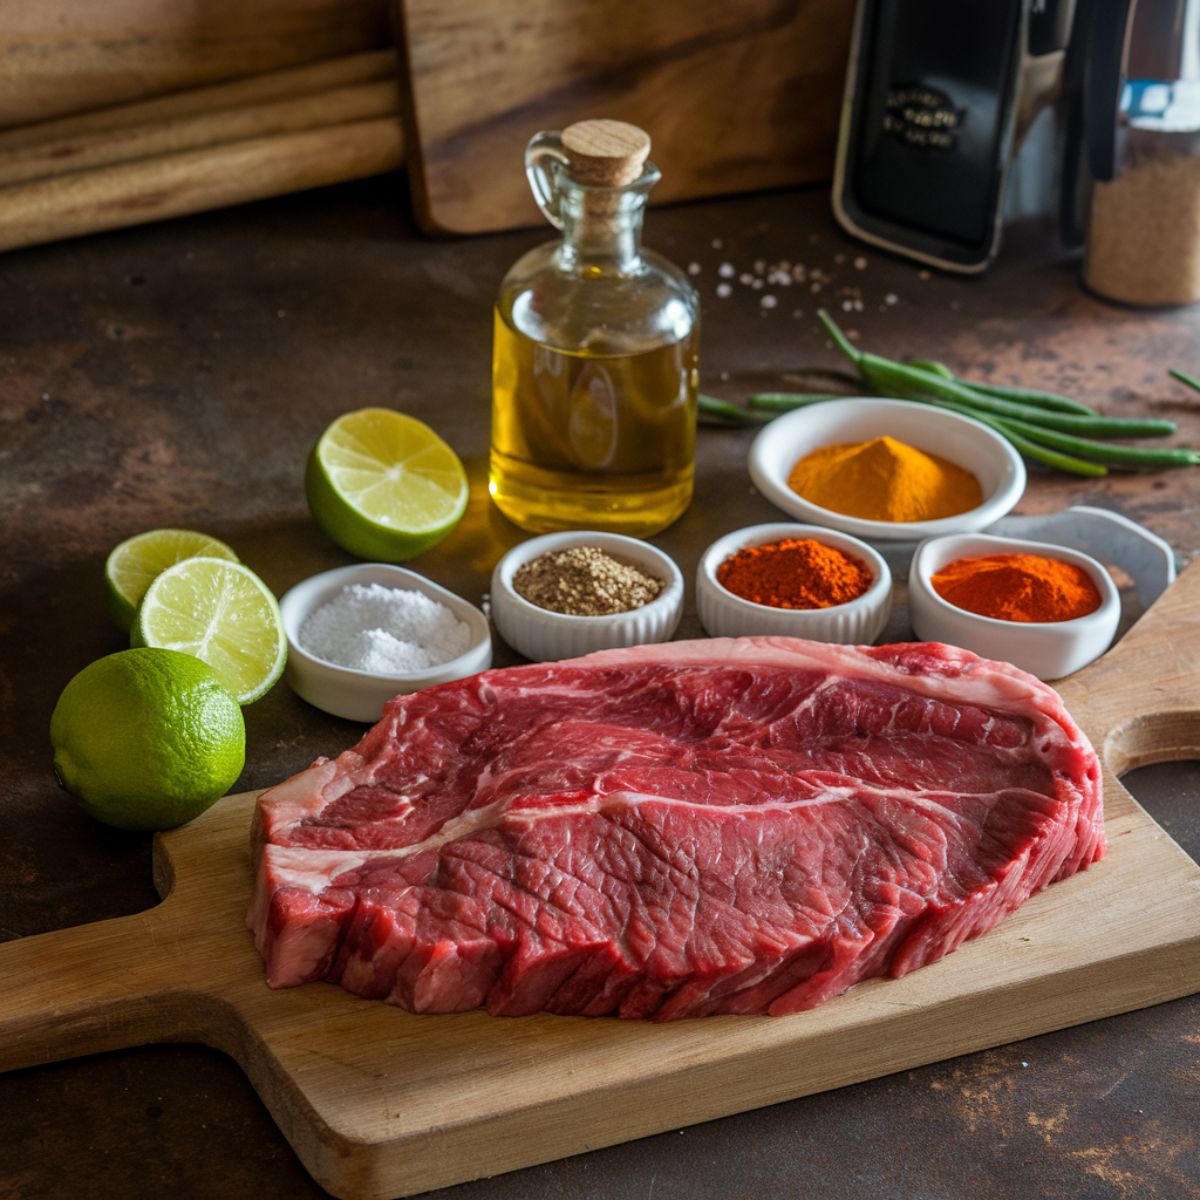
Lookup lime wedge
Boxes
[105,528,238,631]
[133,557,286,705]
[305,408,469,561]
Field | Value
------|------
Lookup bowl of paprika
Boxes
[908,533,1120,679]
[748,398,1026,541]
[698,523,893,643]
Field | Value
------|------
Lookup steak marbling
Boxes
[248,637,1104,1019]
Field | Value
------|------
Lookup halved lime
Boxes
[305,408,469,561]
[104,528,239,632]
[133,557,286,705]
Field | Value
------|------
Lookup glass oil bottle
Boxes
[489,119,700,535]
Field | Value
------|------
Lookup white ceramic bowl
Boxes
[490,531,684,663]
[908,533,1120,680]
[748,398,1027,541]
[280,563,492,722]
[697,522,893,643]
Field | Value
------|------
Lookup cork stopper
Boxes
[561,119,651,188]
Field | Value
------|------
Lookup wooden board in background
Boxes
[2,563,1200,1200]
[396,0,854,234]
[0,0,392,131]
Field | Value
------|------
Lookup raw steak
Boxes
[248,637,1104,1020]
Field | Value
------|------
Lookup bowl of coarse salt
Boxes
[280,563,492,722]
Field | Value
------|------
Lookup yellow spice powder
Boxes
[787,435,982,522]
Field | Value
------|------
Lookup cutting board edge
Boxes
[277,931,1200,1200]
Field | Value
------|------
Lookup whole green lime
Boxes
[49,648,245,831]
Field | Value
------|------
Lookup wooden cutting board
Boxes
[396,0,854,234]
[0,0,392,131]
[3,563,1200,1200]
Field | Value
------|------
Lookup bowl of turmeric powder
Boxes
[748,399,1026,540]
[908,533,1120,679]
[697,523,893,643]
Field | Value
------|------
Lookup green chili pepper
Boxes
[920,397,1110,478]
[906,360,1096,415]
[994,415,1200,468]
[697,394,773,426]
[746,393,848,410]
[818,310,1177,437]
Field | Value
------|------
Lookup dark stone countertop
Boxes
[1,177,1198,1200]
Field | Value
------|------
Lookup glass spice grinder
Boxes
[1081,0,1200,306]
[488,119,700,536]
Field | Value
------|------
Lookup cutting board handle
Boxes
[0,900,223,1074]
[1060,558,1200,774]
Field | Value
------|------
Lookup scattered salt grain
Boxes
[711,237,724,250]
[885,293,899,306]
[716,282,733,298]
[687,262,701,276]
[761,294,778,309]
[853,256,868,270]
[718,263,735,278]
[299,583,471,675]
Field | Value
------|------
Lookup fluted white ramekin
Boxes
[490,531,684,663]
[697,522,892,643]
[909,532,1119,679]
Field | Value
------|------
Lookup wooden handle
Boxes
[0,116,404,253]
[1059,558,1200,774]
[0,48,397,153]
[0,906,222,1073]
[0,78,402,188]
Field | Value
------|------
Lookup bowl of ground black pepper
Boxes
[908,532,1120,679]
[697,523,892,643]
[490,532,684,662]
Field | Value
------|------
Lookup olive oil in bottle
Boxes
[489,119,700,536]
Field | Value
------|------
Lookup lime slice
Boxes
[305,408,469,561]
[50,647,245,831]
[105,528,239,632]
[133,557,286,705]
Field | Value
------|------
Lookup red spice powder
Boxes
[717,537,873,610]
[931,553,1102,623]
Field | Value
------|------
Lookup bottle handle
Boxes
[525,131,569,229]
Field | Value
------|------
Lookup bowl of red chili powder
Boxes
[909,532,1120,679]
[698,523,893,643]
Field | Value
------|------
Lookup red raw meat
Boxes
[248,637,1104,1019]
